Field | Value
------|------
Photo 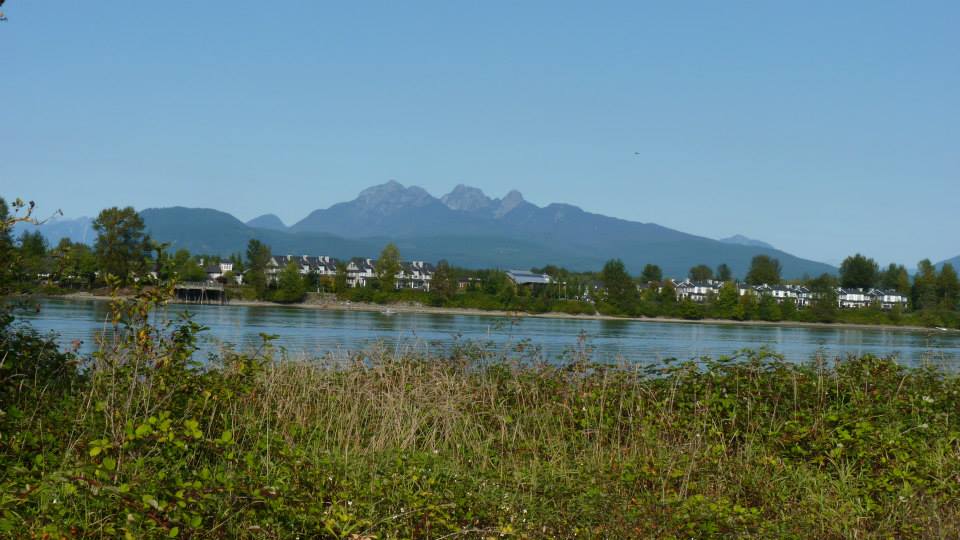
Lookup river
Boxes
[12,298,960,366]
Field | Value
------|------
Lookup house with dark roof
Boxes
[346,257,377,288]
[674,279,722,302]
[838,288,908,310]
[397,261,435,291]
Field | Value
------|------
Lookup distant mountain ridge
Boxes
[12,216,94,245]
[245,214,287,231]
[135,182,837,279]
[937,255,960,270]
[719,235,775,250]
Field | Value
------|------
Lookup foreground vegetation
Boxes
[3,287,960,538]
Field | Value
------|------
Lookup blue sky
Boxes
[1,1,957,266]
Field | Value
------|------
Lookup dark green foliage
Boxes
[938,263,959,311]
[880,263,911,294]
[273,261,306,303]
[599,259,638,315]
[245,239,271,300]
[0,198,13,291]
[640,263,662,283]
[912,260,939,311]
[376,243,401,291]
[431,259,455,301]
[93,207,148,284]
[688,264,713,281]
[716,263,732,282]
[745,255,782,285]
[839,253,879,289]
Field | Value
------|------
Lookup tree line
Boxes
[2,199,959,327]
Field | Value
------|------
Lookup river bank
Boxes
[55,290,957,334]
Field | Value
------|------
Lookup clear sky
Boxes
[1,1,957,266]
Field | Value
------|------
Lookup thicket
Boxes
[2,287,960,538]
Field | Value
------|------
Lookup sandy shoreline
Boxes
[48,291,956,334]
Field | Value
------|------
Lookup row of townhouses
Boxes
[673,280,909,309]
[262,255,437,291]
[200,256,910,309]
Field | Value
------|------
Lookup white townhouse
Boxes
[837,288,908,310]
[396,261,435,291]
[266,255,340,282]
[836,288,872,309]
[674,279,722,303]
[867,289,909,310]
[735,283,814,307]
[346,258,377,288]
[202,261,241,284]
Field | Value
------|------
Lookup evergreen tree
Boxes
[938,263,959,311]
[880,263,910,293]
[839,253,879,289]
[640,264,662,284]
[376,243,401,291]
[600,259,638,315]
[745,255,782,285]
[245,239,272,300]
[17,230,48,282]
[92,207,148,284]
[912,260,939,311]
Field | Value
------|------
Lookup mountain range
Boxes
[16,182,957,278]
[137,181,839,279]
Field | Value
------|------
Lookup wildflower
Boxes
[922,395,934,404]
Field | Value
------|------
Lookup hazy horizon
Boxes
[2,2,957,266]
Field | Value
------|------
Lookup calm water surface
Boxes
[15,298,960,366]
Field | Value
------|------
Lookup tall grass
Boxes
[2,290,959,538]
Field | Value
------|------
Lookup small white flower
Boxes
[922,395,934,404]
[919,423,929,429]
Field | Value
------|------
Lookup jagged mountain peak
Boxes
[355,181,435,210]
[495,190,526,218]
[441,184,494,212]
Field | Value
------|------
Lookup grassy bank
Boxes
[3,292,960,538]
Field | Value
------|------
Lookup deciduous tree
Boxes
[640,264,662,284]
[376,243,401,291]
[745,255,781,285]
[600,259,638,315]
[715,263,732,282]
[688,264,713,282]
[92,206,148,284]
[432,259,455,300]
[274,261,306,303]
[839,254,879,289]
